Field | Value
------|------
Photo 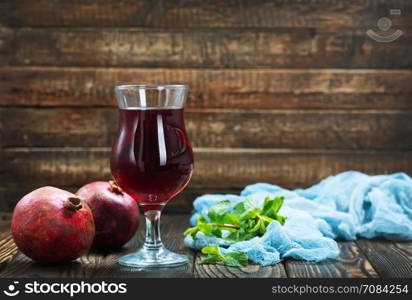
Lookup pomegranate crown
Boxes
[64,197,83,211]
[108,180,124,195]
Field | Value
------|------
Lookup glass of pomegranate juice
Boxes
[111,85,194,267]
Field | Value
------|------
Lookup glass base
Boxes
[118,246,189,268]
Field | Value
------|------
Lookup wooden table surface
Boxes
[0,213,411,278]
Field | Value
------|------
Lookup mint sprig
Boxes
[183,215,240,239]
[198,246,248,267]
[184,196,287,267]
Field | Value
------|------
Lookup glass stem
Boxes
[143,210,163,250]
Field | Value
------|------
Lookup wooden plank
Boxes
[1,0,410,29]
[1,28,411,68]
[0,214,196,278]
[394,242,412,257]
[285,242,378,278]
[356,239,412,278]
[194,253,287,278]
[0,214,17,272]
[0,235,18,273]
[1,67,411,109]
[1,147,411,192]
[2,108,412,150]
[0,214,17,273]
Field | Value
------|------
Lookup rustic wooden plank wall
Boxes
[1,0,412,212]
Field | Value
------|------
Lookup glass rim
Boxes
[115,84,188,91]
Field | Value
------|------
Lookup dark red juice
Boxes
[110,108,194,211]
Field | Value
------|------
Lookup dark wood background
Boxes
[1,0,412,213]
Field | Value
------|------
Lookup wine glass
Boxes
[110,85,194,267]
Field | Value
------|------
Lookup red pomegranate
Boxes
[76,181,139,250]
[11,186,95,263]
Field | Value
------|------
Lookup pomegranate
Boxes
[11,186,95,263]
[76,181,139,250]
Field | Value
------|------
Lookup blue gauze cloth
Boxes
[184,171,412,266]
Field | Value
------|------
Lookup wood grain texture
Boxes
[194,253,287,278]
[0,235,17,273]
[0,214,196,278]
[2,107,412,150]
[0,213,411,278]
[394,242,412,257]
[0,215,17,273]
[285,242,378,278]
[1,148,411,209]
[1,0,410,29]
[1,28,411,68]
[2,67,411,109]
[356,239,412,278]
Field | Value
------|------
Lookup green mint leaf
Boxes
[183,227,199,239]
[227,226,257,242]
[207,200,231,223]
[201,246,221,256]
[261,196,284,217]
[240,207,260,220]
[244,197,258,211]
[259,215,275,223]
[261,196,287,225]
[233,202,246,216]
[201,246,226,262]
[249,219,262,233]
[197,215,207,225]
[198,254,221,264]
[259,218,266,234]
[211,227,223,238]
[261,196,273,215]
[225,251,249,267]
[275,214,287,225]
[272,196,285,214]
[198,246,249,267]
[245,218,257,230]
[223,213,241,226]
[198,222,217,236]
[224,256,244,267]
